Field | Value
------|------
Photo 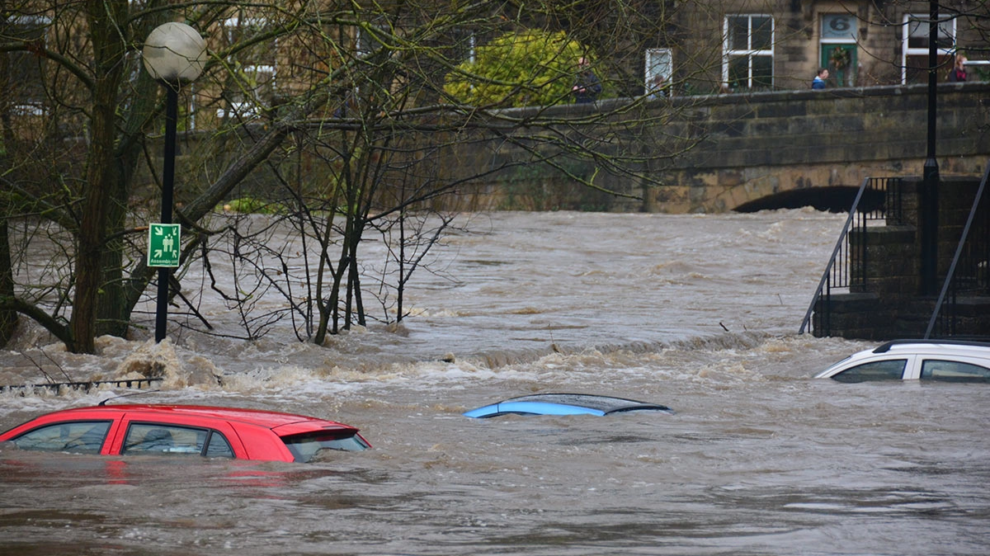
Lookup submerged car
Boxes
[464,393,673,418]
[815,340,990,383]
[0,404,370,462]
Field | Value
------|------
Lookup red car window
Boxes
[281,431,371,462]
[120,423,235,458]
[111,413,247,459]
[205,432,235,458]
[6,420,112,454]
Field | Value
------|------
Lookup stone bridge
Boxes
[445,82,990,213]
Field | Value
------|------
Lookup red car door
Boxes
[108,411,248,459]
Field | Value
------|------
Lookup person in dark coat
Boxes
[572,57,602,103]
[947,55,968,82]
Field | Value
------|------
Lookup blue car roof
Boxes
[463,393,673,418]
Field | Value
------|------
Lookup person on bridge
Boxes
[948,55,968,82]
[572,57,602,103]
[812,68,828,90]
[648,74,668,99]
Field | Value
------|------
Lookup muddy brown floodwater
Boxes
[2,210,989,555]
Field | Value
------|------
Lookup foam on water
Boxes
[6,211,989,555]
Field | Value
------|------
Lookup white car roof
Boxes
[817,339,990,379]
[870,340,990,357]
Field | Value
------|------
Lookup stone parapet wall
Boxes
[442,82,990,213]
[151,82,990,215]
[654,84,988,213]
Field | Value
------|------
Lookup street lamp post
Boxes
[921,1,940,296]
[142,23,207,343]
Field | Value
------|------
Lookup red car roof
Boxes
[1,403,369,462]
[44,404,355,432]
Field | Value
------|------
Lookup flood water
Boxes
[2,210,989,555]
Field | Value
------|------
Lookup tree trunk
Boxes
[0,217,16,347]
[97,11,164,339]
[0,0,18,346]
[71,0,127,353]
[95,163,129,338]
[97,100,159,339]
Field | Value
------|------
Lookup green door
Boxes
[821,44,857,87]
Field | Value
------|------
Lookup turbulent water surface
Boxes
[2,210,989,555]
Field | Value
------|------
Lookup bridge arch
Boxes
[732,185,885,213]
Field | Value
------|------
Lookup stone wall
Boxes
[655,84,989,213]
[156,82,990,215]
[441,81,990,213]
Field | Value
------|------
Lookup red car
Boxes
[0,404,370,463]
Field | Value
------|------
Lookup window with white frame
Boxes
[723,14,774,90]
[645,48,672,98]
[5,16,51,115]
[902,13,955,84]
[217,17,276,119]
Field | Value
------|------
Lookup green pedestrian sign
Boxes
[148,223,181,268]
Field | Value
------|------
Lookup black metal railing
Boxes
[799,177,903,335]
[0,377,163,395]
[925,163,990,339]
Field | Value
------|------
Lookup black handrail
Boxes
[925,162,990,339]
[799,177,868,334]
[799,177,901,335]
[0,377,163,394]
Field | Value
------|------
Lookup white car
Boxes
[815,340,990,383]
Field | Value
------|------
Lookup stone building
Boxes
[3,2,986,128]
[647,1,987,95]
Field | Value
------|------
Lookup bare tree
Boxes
[1,0,714,352]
